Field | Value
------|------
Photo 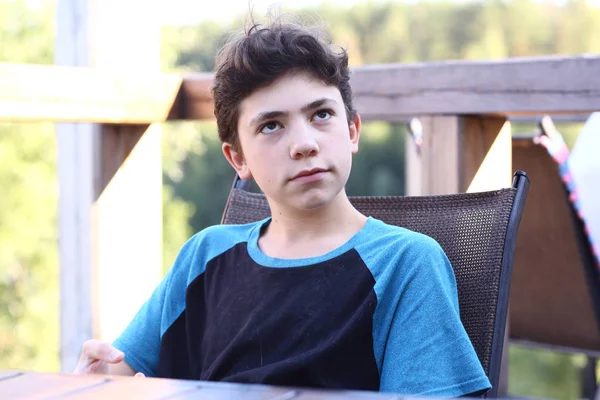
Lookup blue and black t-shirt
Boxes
[113,217,491,397]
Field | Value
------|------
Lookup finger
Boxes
[134,372,145,378]
[82,339,124,364]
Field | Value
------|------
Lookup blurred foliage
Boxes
[509,344,587,399]
[0,122,59,372]
[0,0,59,372]
[2,0,600,399]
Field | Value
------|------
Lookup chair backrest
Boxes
[221,171,530,398]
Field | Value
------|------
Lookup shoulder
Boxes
[356,218,446,268]
[354,218,454,293]
[184,219,266,257]
[186,220,264,255]
[168,219,268,282]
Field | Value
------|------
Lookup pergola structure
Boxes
[1,0,600,396]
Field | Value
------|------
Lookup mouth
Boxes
[290,168,329,181]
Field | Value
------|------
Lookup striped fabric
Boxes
[534,132,600,272]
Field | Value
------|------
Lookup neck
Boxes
[265,189,366,244]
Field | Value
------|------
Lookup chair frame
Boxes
[487,171,529,397]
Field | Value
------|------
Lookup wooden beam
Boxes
[178,56,600,121]
[0,63,182,123]
[350,55,600,120]
[172,73,214,120]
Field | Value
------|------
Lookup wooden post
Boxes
[410,115,511,195]
[55,0,96,372]
[56,0,162,372]
[462,117,512,193]
[418,116,461,195]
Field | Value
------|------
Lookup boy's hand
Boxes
[73,339,126,375]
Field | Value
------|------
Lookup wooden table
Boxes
[0,370,409,399]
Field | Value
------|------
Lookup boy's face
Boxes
[223,71,361,212]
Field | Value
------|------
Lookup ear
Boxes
[349,113,361,154]
[222,143,252,180]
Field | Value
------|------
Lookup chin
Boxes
[293,189,340,211]
[297,199,330,211]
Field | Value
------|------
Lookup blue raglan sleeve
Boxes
[111,236,198,377]
[375,236,491,396]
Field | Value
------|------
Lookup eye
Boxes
[260,121,282,134]
[313,109,333,122]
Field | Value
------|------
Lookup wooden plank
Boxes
[0,63,182,123]
[171,387,291,400]
[0,372,107,399]
[0,370,23,381]
[350,55,600,119]
[163,380,294,400]
[292,390,400,400]
[60,376,198,400]
[0,372,403,400]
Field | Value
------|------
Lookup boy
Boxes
[74,17,491,397]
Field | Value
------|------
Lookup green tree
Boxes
[0,122,59,372]
[0,0,59,372]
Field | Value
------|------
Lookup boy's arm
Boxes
[377,238,491,396]
[109,361,137,376]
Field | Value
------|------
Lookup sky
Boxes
[157,0,600,25]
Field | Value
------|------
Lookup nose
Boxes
[289,122,319,159]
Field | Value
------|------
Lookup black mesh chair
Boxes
[221,170,530,398]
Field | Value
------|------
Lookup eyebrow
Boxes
[248,98,338,127]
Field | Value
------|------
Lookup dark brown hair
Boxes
[211,16,355,151]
